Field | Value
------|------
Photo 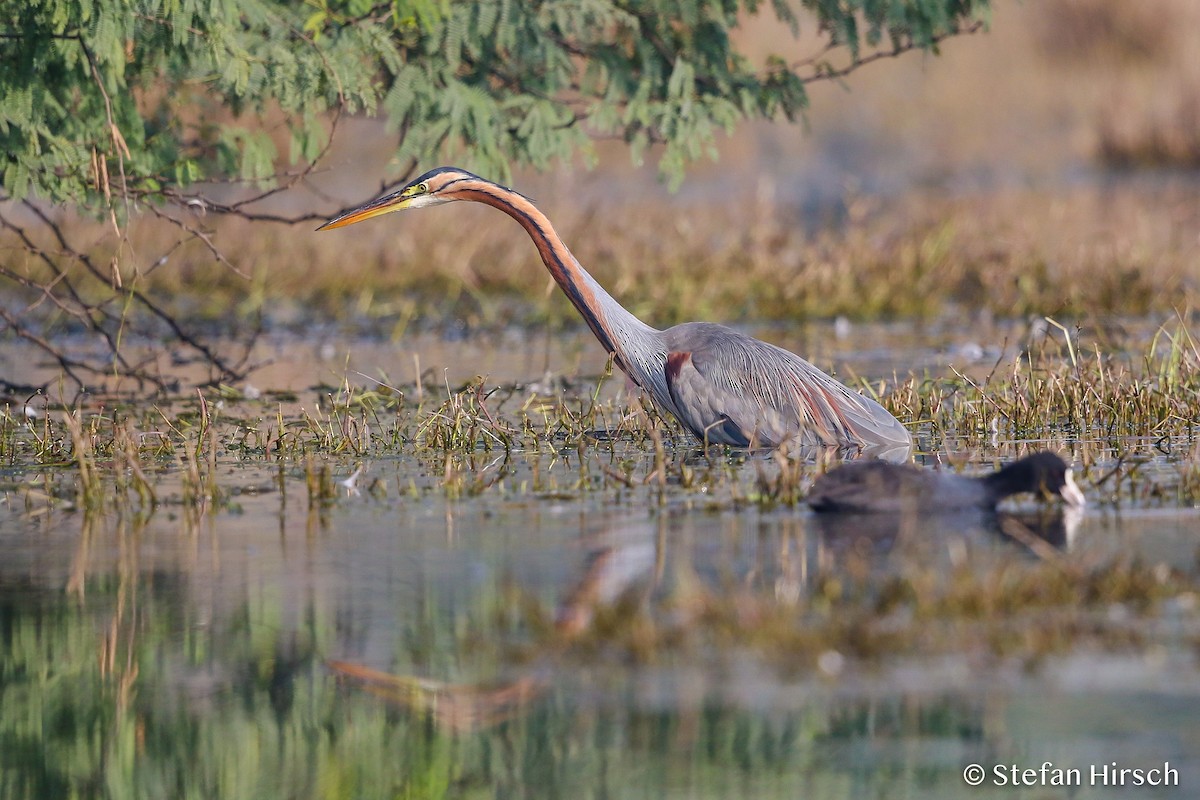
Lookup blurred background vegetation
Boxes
[3,0,1200,390]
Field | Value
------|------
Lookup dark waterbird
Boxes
[806,451,1086,513]
[319,167,911,458]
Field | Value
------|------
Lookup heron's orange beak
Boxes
[317,190,413,231]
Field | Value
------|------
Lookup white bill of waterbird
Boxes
[319,167,912,458]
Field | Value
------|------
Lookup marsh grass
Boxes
[8,179,1199,340]
[4,315,1199,519]
[896,320,1200,444]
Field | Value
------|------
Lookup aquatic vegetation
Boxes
[2,315,1198,515]
[2,320,1198,800]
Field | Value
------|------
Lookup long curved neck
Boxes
[456,182,661,368]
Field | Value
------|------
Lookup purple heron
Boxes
[320,167,912,456]
[807,452,1085,513]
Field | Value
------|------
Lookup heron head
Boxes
[317,167,479,230]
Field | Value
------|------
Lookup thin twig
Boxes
[794,21,987,85]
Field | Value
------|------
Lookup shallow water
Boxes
[3,318,1199,799]
[2,452,1198,799]
[0,313,1133,397]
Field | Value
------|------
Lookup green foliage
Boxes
[0,0,989,209]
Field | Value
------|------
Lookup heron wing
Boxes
[662,351,757,446]
[661,325,911,451]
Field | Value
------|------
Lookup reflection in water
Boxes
[554,524,661,637]
[811,506,1083,560]
[330,509,1082,737]
[327,660,545,735]
[1,478,1198,798]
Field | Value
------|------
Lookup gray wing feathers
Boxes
[665,354,776,447]
[663,325,911,450]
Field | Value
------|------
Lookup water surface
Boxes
[3,454,1198,799]
[2,321,1198,799]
